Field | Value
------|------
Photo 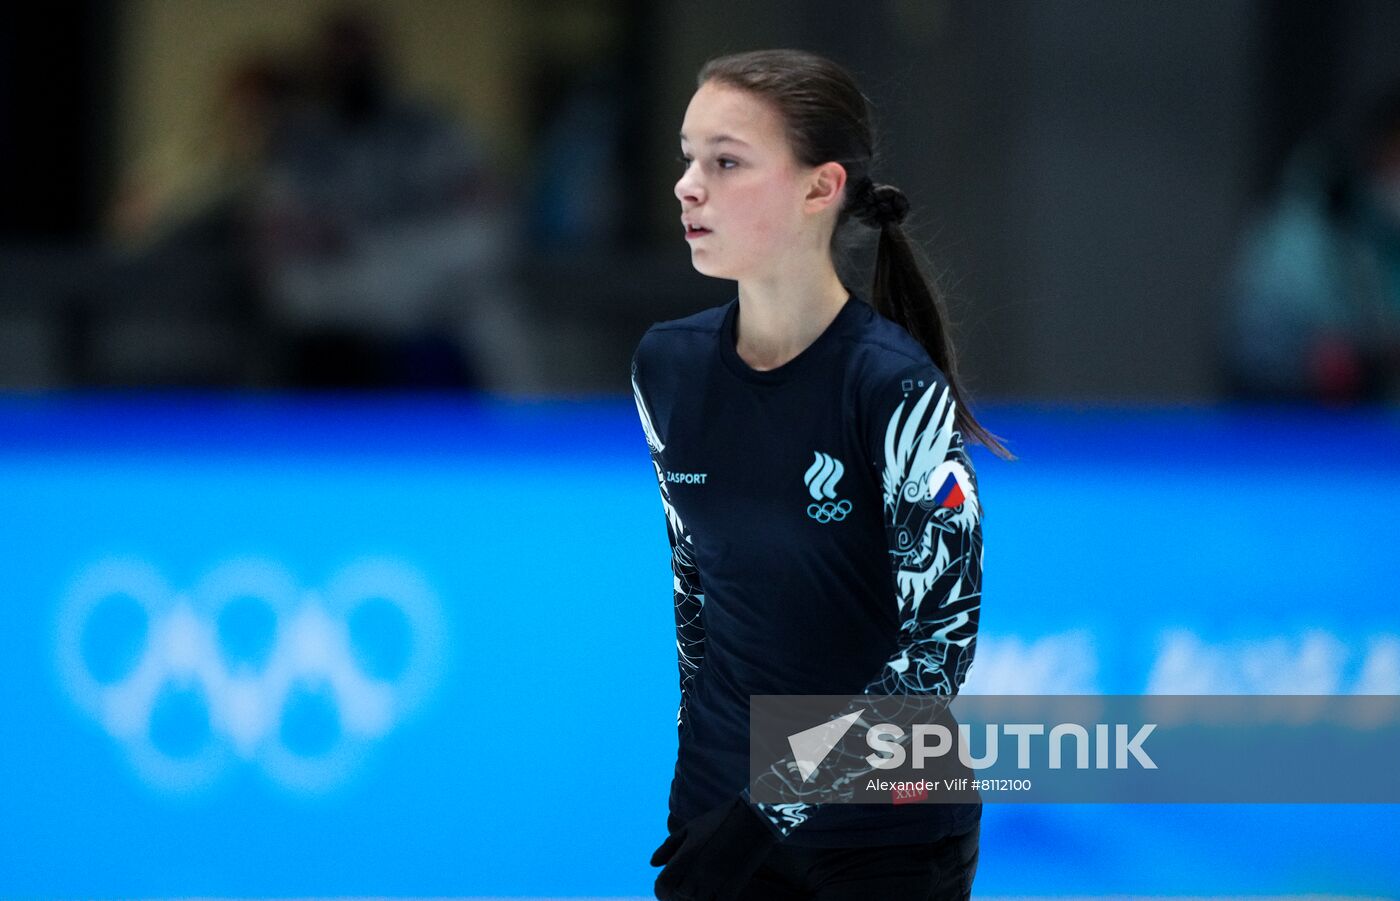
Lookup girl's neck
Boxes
[734,270,850,372]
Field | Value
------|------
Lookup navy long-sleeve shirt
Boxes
[630,293,982,847]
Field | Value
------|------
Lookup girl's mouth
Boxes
[686,225,712,239]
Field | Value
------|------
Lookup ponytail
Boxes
[849,178,1016,461]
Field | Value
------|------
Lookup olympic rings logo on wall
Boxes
[54,556,446,795]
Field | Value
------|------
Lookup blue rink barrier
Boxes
[0,393,1396,898]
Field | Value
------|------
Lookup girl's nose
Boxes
[675,171,703,204]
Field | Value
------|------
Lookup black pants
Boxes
[666,813,979,900]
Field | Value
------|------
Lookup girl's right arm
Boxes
[658,471,706,735]
[632,354,707,734]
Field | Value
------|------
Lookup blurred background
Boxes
[1,0,1398,899]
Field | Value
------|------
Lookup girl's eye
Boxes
[676,155,736,170]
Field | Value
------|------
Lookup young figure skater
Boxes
[630,48,1015,901]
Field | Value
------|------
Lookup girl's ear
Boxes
[804,161,848,213]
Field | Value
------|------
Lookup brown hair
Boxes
[697,48,1015,460]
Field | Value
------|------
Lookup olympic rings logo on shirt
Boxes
[807,499,853,523]
[54,556,445,795]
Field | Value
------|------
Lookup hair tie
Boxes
[854,179,909,228]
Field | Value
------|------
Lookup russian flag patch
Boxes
[931,472,965,509]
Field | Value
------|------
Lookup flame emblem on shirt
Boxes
[805,451,852,522]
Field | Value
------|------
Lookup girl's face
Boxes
[676,81,833,281]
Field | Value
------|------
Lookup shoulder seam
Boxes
[841,333,932,368]
[648,322,722,336]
